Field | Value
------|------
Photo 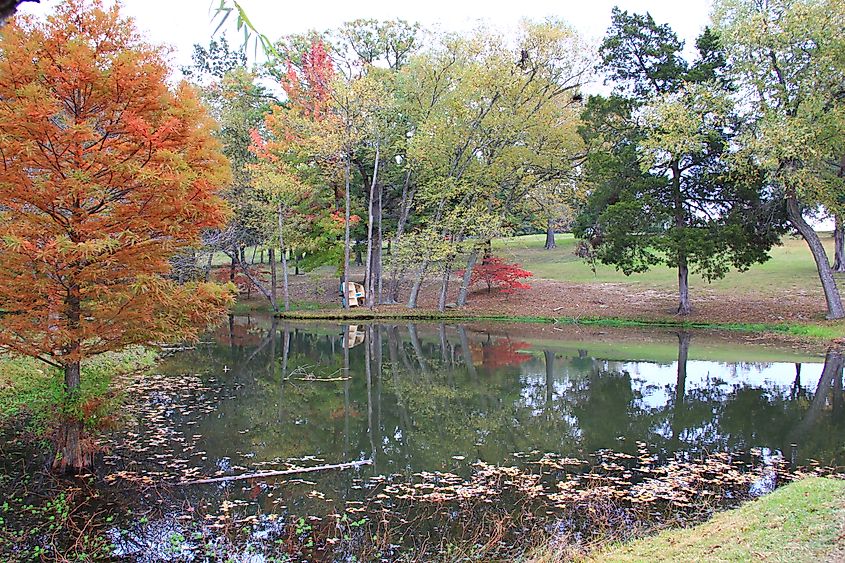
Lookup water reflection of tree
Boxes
[566,362,650,455]
[557,333,845,466]
[786,348,845,463]
[656,336,844,465]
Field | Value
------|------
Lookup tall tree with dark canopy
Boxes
[0,0,232,472]
[576,10,785,315]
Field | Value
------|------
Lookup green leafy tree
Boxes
[399,22,589,309]
[714,0,845,318]
[576,12,786,315]
[207,8,588,311]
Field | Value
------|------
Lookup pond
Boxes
[139,316,841,478]
[6,316,845,561]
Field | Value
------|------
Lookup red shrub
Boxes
[462,257,532,294]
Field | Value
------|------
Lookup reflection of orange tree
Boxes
[212,319,265,347]
[482,340,533,369]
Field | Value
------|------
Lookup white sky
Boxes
[19,0,714,79]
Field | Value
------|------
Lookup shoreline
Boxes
[264,306,845,342]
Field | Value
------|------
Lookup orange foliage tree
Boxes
[0,1,233,472]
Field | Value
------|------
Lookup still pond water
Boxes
[139,316,841,475]
[99,316,844,560]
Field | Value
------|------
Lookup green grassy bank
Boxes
[0,348,158,435]
[574,477,845,563]
[221,232,840,295]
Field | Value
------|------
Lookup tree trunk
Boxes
[407,260,428,309]
[268,247,278,312]
[235,252,275,306]
[387,170,414,304]
[53,360,91,473]
[833,216,845,273]
[677,257,691,315]
[376,182,384,303]
[670,161,691,316]
[204,251,213,282]
[438,261,452,312]
[409,199,445,309]
[837,155,845,273]
[53,283,91,473]
[544,218,556,250]
[342,158,351,310]
[364,143,380,308]
[787,197,845,319]
[456,247,479,307]
[278,203,290,312]
[355,243,363,267]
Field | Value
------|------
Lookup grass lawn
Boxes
[494,232,842,296]
[581,477,845,562]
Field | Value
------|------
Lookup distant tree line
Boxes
[204,0,845,318]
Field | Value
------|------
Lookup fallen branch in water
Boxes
[159,345,196,352]
[290,376,350,382]
[283,366,345,382]
[178,459,372,485]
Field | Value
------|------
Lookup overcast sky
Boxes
[20,0,714,79]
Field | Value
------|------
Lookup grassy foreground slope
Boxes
[585,477,845,563]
